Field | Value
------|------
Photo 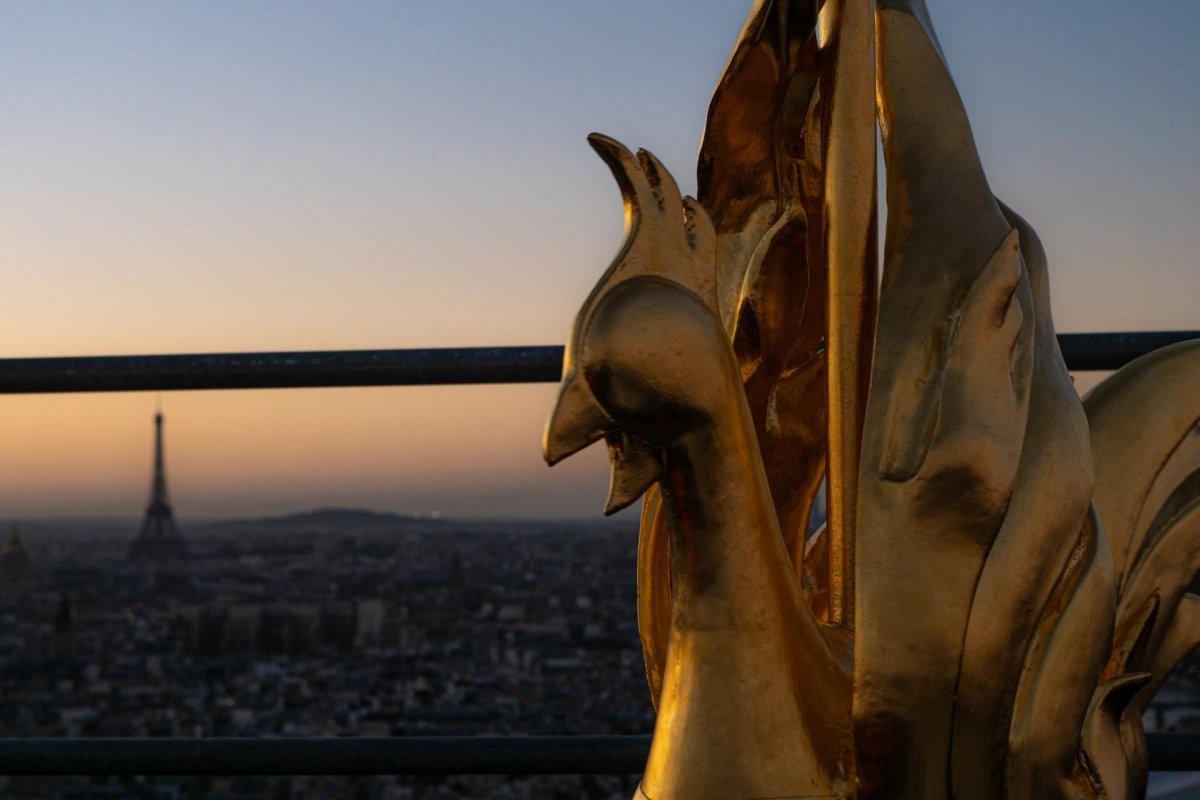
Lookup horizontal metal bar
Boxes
[0,736,649,776]
[0,346,566,394]
[1148,732,1200,772]
[0,734,1194,775]
[0,332,1194,395]
[1056,330,1198,371]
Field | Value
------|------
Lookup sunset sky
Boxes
[1,0,1197,520]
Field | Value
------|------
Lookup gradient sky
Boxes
[1,1,1197,519]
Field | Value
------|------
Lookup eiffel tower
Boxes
[128,412,186,562]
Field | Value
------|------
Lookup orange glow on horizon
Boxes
[0,385,614,520]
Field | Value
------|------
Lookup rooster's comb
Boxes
[581,134,718,317]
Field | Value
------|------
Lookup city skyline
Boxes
[1,0,1197,518]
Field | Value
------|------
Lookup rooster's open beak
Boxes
[544,372,663,515]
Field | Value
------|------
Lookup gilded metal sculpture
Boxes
[544,0,1200,797]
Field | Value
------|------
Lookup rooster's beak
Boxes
[544,372,663,515]
[603,433,662,515]
[543,372,610,466]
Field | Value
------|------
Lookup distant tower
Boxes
[1,526,32,601]
[129,412,187,562]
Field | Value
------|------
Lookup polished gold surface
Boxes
[547,131,852,799]
[545,1,1198,797]
[819,0,876,630]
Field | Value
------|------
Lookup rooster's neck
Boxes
[639,395,852,799]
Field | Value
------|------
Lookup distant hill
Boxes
[246,507,429,527]
[194,507,633,536]
[199,507,441,534]
[14,508,635,542]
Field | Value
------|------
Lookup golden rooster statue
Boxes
[544,0,1200,798]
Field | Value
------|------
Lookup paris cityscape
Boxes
[0,414,653,798]
[0,413,1196,799]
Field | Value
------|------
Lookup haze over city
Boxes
[1,0,1197,519]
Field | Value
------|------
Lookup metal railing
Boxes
[1,329,1197,776]
[0,331,1196,395]
[0,736,647,776]
[0,733,1195,775]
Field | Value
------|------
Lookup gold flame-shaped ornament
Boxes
[544,1,1200,797]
